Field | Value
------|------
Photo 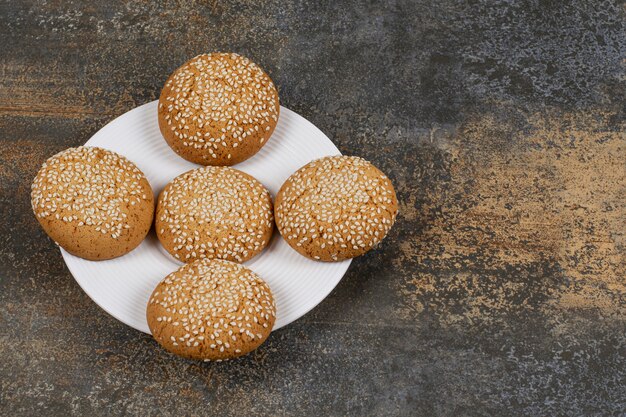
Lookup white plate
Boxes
[61,100,351,334]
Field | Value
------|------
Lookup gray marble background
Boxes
[1,1,624,416]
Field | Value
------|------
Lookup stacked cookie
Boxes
[31,52,398,362]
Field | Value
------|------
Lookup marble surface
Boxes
[1,1,624,415]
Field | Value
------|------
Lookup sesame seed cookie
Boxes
[147,258,276,361]
[156,166,274,263]
[158,52,280,166]
[31,146,154,260]
[275,155,398,261]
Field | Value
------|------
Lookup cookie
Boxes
[275,155,398,261]
[147,258,276,361]
[158,52,280,166]
[31,146,154,260]
[156,166,274,263]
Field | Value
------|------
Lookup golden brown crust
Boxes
[275,156,398,261]
[146,259,276,361]
[156,166,274,263]
[31,147,154,260]
[158,52,280,166]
